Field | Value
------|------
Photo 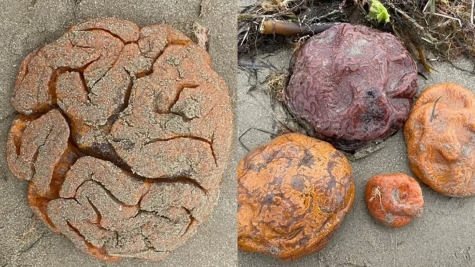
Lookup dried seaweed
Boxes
[238,0,348,55]
[380,0,475,70]
[239,0,475,70]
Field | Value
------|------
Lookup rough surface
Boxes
[365,173,424,227]
[238,133,355,262]
[1,1,237,267]
[6,18,233,262]
[285,23,418,151]
[405,83,475,197]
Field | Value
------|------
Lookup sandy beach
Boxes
[237,1,475,263]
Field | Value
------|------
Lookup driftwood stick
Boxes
[259,20,338,36]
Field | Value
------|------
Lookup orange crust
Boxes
[7,18,232,262]
[238,133,355,261]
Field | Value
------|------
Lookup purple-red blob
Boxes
[285,23,418,151]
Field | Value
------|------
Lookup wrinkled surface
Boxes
[285,23,418,151]
[365,173,423,228]
[7,18,233,262]
[404,83,475,197]
[238,133,355,261]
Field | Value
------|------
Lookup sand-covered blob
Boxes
[7,18,233,262]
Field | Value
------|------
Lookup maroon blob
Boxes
[284,23,418,151]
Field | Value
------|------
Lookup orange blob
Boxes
[365,173,424,228]
[404,83,475,197]
[238,133,355,261]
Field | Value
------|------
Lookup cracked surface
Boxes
[237,133,354,261]
[7,18,232,262]
[365,173,423,228]
[404,83,475,197]
[284,23,418,152]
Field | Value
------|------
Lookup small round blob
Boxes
[365,173,424,228]
[238,133,355,261]
[7,18,233,262]
[404,83,475,197]
[285,23,418,151]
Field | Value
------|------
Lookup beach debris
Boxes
[259,19,338,36]
[367,0,390,23]
[239,0,475,70]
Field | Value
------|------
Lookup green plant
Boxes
[367,0,390,23]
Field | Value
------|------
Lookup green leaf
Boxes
[367,0,390,23]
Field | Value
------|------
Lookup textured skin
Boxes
[238,133,355,261]
[285,23,418,151]
[365,173,423,228]
[404,83,475,197]
[7,18,233,262]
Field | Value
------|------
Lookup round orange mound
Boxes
[238,133,355,261]
[404,83,475,197]
[365,173,424,228]
[7,18,233,261]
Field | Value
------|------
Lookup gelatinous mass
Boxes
[238,133,355,261]
[7,18,233,261]
[405,83,475,197]
[365,173,424,228]
[285,23,418,151]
